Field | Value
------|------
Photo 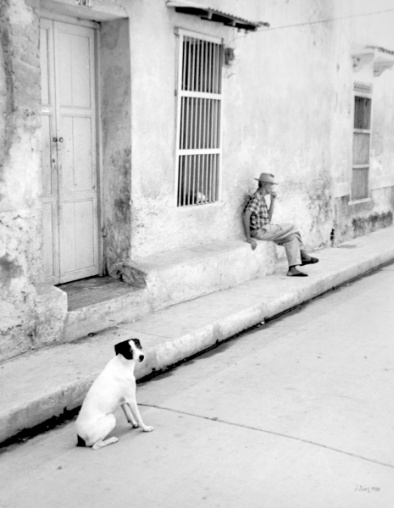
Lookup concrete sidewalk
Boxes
[1,226,394,445]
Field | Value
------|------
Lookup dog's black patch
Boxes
[114,339,135,360]
[76,435,86,447]
[131,338,142,350]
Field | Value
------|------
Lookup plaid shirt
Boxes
[245,192,270,230]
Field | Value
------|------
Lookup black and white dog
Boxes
[76,338,154,450]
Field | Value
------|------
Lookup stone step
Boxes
[63,239,276,342]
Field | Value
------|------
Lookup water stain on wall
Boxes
[0,2,16,181]
[0,254,23,288]
[352,211,393,237]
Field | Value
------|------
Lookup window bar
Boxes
[207,155,210,202]
[201,40,205,93]
[211,154,216,202]
[204,98,208,149]
[206,154,209,204]
[190,97,195,150]
[199,153,203,203]
[209,99,213,148]
[213,100,217,148]
[211,42,215,93]
[184,156,188,206]
[208,99,212,148]
[211,42,214,92]
[197,154,205,203]
[177,157,181,206]
[193,96,198,151]
[182,37,187,91]
[205,41,208,93]
[205,154,209,202]
[207,154,211,202]
[198,97,202,150]
[187,37,192,92]
[209,154,214,202]
[213,154,216,203]
[213,154,218,201]
[181,159,185,206]
[192,150,196,203]
[212,43,216,94]
[218,45,222,92]
[191,38,196,95]
[188,97,192,150]
[187,155,192,206]
[200,40,204,93]
[213,44,217,94]
[208,42,212,93]
[196,154,201,203]
[184,97,188,150]
[201,99,205,149]
[195,38,200,93]
[180,97,185,150]
[181,156,186,206]
[206,99,209,149]
[190,155,195,206]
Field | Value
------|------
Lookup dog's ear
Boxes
[114,340,134,360]
[131,338,142,349]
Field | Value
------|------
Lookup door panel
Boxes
[41,18,99,284]
[41,19,59,282]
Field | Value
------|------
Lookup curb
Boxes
[1,227,394,446]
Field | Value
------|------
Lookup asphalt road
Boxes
[0,262,393,508]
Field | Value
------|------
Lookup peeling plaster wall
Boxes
[332,0,394,242]
[128,0,344,259]
[100,18,132,271]
[2,0,394,361]
[0,0,44,361]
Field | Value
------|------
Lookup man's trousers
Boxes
[250,223,304,267]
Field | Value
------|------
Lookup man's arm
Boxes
[243,209,257,250]
[268,192,276,221]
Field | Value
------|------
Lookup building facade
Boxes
[1,0,394,361]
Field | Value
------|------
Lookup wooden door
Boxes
[40,18,99,284]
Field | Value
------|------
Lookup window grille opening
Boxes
[351,167,369,201]
[351,90,371,201]
[176,33,223,207]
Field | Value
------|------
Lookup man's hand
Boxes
[247,238,257,250]
[269,190,277,199]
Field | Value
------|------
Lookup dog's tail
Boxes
[76,435,87,447]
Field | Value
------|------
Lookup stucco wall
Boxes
[2,0,394,361]
[127,0,347,259]
[332,0,394,241]
[100,18,132,271]
[0,0,43,360]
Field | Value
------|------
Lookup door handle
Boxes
[53,137,58,142]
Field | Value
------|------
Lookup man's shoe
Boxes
[301,256,319,266]
[287,267,308,277]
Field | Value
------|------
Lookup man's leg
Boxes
[252,224,308,276]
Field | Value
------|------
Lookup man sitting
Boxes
[243,173,318,277]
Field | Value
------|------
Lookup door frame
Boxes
[40,10,104,282]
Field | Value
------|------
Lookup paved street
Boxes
[0,262,393,508]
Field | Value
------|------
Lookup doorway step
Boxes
[60,239,276,343]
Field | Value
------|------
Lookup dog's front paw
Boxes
[142,425,154,432]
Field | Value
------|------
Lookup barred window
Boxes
[352,82,372,200]
[175,30,223,207]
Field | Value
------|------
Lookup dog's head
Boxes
[114,338,145,362]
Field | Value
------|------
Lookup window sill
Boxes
[348,197,372,206]
[176,200,224,210]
